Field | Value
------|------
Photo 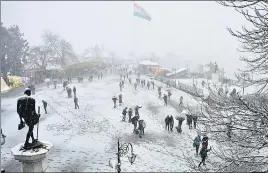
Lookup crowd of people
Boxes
[10,64,211,170]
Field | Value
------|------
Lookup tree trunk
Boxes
[2,74,10,87]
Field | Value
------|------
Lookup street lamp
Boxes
[110,138,137,173]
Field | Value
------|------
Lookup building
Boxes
[138,60,159,74]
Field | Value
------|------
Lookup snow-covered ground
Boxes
[1,74,217,172]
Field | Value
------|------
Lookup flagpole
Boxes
[132,1,135,59]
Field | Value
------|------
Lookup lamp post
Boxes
[115,138,137,173]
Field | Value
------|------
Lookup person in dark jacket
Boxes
[112,96,118,108]
[186,114,193,129]
[192,115,198,129]
[73,86,76,96]
[202,134,209,149]
[119,81,122,91]
[131,116,139,133]
[74,96,79,109]
[169,115,174,131]
[198,145,212,167]
[163,94,168,106]
[128,108,133,123]
[134,83,137,90]
[165,115,170,131]
[168,90,172,100]
[119,94,123,106]
[147,81,150,90]
[194,134,201,155]
[54,80,57,89]
[42,100,48,114]
[151,81,155,89]
[135,105,142,117]
[122,107,128,121]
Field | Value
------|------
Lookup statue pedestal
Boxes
[11,141,53,172]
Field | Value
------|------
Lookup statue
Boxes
[17,88,41,150]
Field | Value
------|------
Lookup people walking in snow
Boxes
[100,72,103,80]
[73,86,76,96]
[119,81,122,91]
[112,96,118,108]
[138,119,145,138]
[74,96,79,109]
[151,81,155,89]
[66,87,72,98]
[63,81,68,90]
[202,80,205,88]
[192,115,198,129]
[176,116,185,133]
[168,90,172,100]
[194,133,201,155]
[122,107,128,121]
[129,78,132,84]
[198,145,212,167]
[135,105,142,117]
[165,115,170,131]
[42,100,48,114]
[179,96,184,107]
[119,94,123,106]
[134,83,137,91]
[169,115,174,131]
[131,115,139,134]
[128,108,133,123]
[163,94,168,106]
[54,80,57,89]
[186,114,193,129]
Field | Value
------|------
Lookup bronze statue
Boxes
[17,88,41,150]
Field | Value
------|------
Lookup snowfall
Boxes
[1,74,227,172]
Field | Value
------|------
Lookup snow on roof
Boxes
[46,64,63,70]
[139,60,159,66]
[166,68,188,77]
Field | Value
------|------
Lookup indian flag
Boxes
[133,3,151,21]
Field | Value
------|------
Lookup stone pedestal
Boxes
[11,141,53,172]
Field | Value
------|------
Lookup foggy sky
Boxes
[1,1,251,78]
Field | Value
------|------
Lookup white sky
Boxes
[1,1,251,78]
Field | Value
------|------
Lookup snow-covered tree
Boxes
[185,1,268,172]
[42,30,77,67]
[0,23,29,86]
[28,46,54,71]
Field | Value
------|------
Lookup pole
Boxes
[37,106,40,141]
[117,138,121,173]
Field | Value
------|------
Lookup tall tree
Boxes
[28,46,54,71]
[0,23,29,86]
[42,30,76,67]
[185,1,268,172]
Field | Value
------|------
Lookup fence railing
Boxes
[154,76,204,96]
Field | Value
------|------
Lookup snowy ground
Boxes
[1,74,217,172]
